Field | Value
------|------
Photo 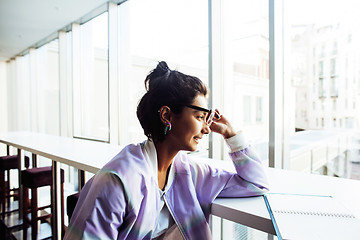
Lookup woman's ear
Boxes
[159,106,172,125]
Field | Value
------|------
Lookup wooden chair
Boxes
[21,166,64,240]
[0,155,29,216]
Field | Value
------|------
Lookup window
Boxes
[35,39,60,135]
[256,97,263,123]
[318,61,325,98]
[218,1,270,237]
[221,0,269,147]
[117,0,208,149]
[13,54,31,131]
[73,13,109,141]
[332,42,338,55]
[243,96,252,124]
[318,61,324,77]
[4,0,360,238]
[321,44,326,58]
[330,58,338,97]
[286,0,360,176]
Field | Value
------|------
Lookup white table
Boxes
[212,167,360,236]
[1,132,360,239]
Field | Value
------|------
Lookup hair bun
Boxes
[145,61,171,91]
[157,61,171,73]
[153,61,171,79]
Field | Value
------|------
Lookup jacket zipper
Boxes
[163,193,187,240]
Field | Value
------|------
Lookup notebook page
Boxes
[265,193,360,240]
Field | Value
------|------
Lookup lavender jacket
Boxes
[64,142,269,240]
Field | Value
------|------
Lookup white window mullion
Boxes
[29,48,38,132]
[282,0,292,170]
[209,0,224,238]
[59,31,69,137]
[209,0,224,160]
[66,31,74,137]
[59,30,73,138]
[269,0,287,169]
[72,23,81,138]
[108,2,120,145]
[117,3,131,146]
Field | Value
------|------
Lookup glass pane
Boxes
[35,39,60,136]
[285,0,360,177]
[118,0,208,148]
[233,221,274,240]
[15,54,31,131]
[73,12,109,141]
[222,0,269,162]
[217,1,270,238]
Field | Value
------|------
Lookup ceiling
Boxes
[0,0,113,62]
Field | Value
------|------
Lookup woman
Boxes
[64,61,269,240]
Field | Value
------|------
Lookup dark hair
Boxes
[137,61,208,143]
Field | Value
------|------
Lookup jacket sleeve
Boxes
[189,133,269,204]
[64,171,127,240]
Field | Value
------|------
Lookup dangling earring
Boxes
[164,121,172,136]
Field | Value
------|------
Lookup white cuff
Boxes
[225,132,249,152]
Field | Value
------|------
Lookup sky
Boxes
[287,0,360,26]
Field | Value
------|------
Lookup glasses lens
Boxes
[206,110,215,125]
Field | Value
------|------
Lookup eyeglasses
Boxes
[186,105,219,126]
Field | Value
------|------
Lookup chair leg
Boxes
[51,184,55,239]
[49,181,66,238]
[23,186,29,240]
[61,182,65,238]
[31,188,38,240]
[6,171,11,206]
[0,170,5,216]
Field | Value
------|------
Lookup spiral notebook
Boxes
[264,193,360,240]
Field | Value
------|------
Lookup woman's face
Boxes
[167,94,211,152]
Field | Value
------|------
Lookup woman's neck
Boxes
[154,140,179,190]
[154,140,178,173]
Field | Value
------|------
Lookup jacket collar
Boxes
[143,140,176,192]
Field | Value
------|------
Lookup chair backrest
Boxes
[67,192,80,221]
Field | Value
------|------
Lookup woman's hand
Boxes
[209,110,238,139]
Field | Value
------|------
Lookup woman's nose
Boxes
[201,123,211,135]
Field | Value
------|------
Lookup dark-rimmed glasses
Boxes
[186,105,219,126]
